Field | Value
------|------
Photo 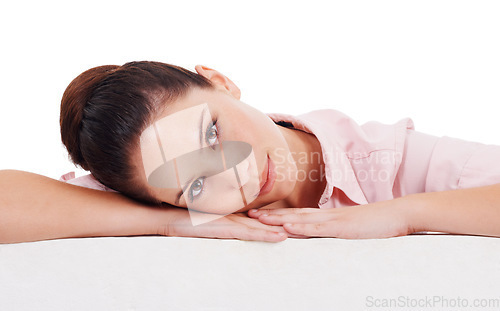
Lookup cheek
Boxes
[219,101,276,143]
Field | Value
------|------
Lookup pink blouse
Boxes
[59,109,500,209]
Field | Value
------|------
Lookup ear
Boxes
[195,65,241,100]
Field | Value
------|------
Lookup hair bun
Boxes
[60,65,119,170]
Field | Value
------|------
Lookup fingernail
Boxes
[250,209,258,213]
[261,214,268,217]
[284,223,293,227]
[278,232,286,237]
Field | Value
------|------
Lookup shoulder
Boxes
[58,171,118,192]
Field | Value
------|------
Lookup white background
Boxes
[1,0,499,180]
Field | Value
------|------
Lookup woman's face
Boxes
[135,86,297,214]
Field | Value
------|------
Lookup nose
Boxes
[204,157,253,191]
[235,158,251,186]
[232,152,259,197]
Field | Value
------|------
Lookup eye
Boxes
[189,176,206,202]
[205,119,219,148]
[186,118,219,204]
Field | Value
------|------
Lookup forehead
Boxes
[161,87,227,113]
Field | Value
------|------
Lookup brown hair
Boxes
[60,61,214,206]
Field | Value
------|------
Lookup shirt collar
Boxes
[266,110,368,207]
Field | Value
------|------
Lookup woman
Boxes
[2,61,500,244]
[0,62,299,244]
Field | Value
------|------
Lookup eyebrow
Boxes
[174,107,206,205]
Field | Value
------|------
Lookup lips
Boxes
[258,154,276,197]
[259,155,269,190]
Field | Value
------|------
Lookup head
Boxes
[60,61,297,214]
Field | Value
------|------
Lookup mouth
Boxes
[257,154,276,197]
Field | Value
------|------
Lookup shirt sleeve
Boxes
[58,171,118,192]
[394,131,500,196]
[425,136,500,192]
[393,129,439,196]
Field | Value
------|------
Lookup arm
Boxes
[408,183,500,237]
[248,183,500,239]
[0,169,160,244]
[0,170,288,244]
[399,131,500,236]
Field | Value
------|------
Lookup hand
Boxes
[247,198,413,239]
[152,206,307,242]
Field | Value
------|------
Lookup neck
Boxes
[275,125,327,209]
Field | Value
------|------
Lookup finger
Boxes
[230,214,309,239]
[234,226,288,242]
[230,213,284,230]
[165,214,287,242]
[221,215,290,242]
[249,207,324,217]
[283,222,335,237]
[237,228,308,240]
[286,233,312,239]
[227,214,311,239]
[173,218,306,241]
[247,210,260,219]
[189,222,288,242]
[256,211,328,226]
